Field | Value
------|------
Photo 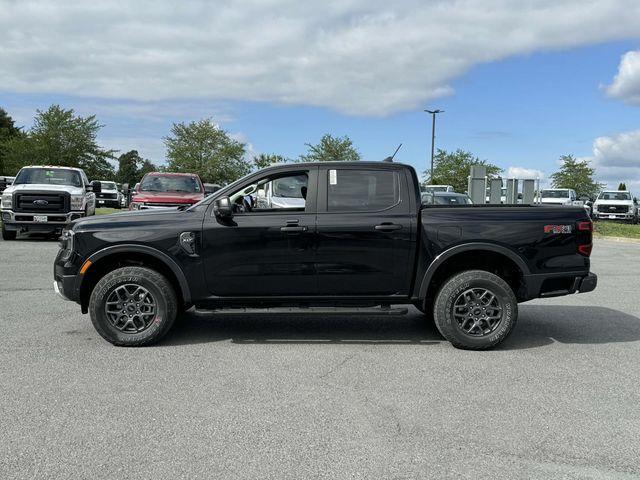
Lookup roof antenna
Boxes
[383,143,402,162]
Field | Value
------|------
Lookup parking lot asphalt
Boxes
[1,237,639,479]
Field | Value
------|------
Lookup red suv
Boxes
[129,172,205,210]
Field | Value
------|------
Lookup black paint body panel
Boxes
[53,162,595,311]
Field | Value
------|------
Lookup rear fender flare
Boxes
[418,242,530,300]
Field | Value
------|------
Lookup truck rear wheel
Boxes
[433,270,517,350]
[2,224,16,240]
[89,266,177,346]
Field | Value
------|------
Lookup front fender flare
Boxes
[418,242,530,300]
[78,244,191,304]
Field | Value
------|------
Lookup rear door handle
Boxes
[281,226,307,232]
[374,223,402,232]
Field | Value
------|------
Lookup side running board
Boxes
[193,306,409,316]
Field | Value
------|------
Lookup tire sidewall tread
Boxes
[89,266,177,347]
[433,270,518,350]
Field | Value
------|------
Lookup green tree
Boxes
[299,134,361,162]
[164,119,249,184]
[117,150,159,187]
[550,155,604,199]
[139,159,158,177]
[618,182,627,191]
[252,153,289,170]
[2,105,116,179]
[0,108,22,175]
[423,149,501,193]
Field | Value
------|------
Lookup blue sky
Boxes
[1,1,639,188]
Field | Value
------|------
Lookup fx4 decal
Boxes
[544,225,573,234]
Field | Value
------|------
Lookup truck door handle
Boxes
[374,223,402,232]
[281,226,307,232]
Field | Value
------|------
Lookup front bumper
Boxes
[54,247,82,304]
[136,204,184,210]
[2,210,84,231]
[96,198,120,207]
[594,212,635,220]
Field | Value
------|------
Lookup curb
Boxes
[594,235,640,244]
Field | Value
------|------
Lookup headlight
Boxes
[58,229,75,258]
[1,193,12,209]
[593,205,598,213]
[70,195,84,210]
[629,205,635,212]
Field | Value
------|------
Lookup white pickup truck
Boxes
[1,165,100,240]
[593,190,637,223]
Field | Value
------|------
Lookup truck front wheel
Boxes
[2,224,16,240]
[433,270,517,350]
[89,266,178,346]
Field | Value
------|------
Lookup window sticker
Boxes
[329,169,337,185]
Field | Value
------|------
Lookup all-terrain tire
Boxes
[2,224,16,240]
[89,266,177,346]
[433,270,517,350]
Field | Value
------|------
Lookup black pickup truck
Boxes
[54,161,597,349]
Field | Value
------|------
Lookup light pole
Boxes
[424,109,444,186]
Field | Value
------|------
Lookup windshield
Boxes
[101,182,117,190]
[541,190,569,198]
[434,194,473,205]
[598,191,631,201]
[140,175,201,193]
[424,186,449,193]
[14,168,82,187]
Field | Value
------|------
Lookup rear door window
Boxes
[327,169,399,212]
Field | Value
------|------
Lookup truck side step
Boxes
[193,306,409,316]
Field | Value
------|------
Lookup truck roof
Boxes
[19,165,85,171]
[258,161,413,171]
[144,171,201,177]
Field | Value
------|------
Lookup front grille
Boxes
[97,193,118,199]
[598,204,627,213]
[13,191,70,213]
[143,202,185,208]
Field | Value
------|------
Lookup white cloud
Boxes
[506,166,544,180]
[100,137,167,164]
[582,130,640,191]
[604,50,640,105]
[1,1,639,116]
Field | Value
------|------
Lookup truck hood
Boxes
[540,198,572,205]
[594,199,633,206]
[72,208,191,230]
[131,191,204,204]
[3,183,85,195]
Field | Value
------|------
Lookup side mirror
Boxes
[213,196,233,219]
[89,180,101,193]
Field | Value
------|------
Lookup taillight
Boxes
[578,244,593,256]
[577,221,592,231]
[577,220,593,257]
